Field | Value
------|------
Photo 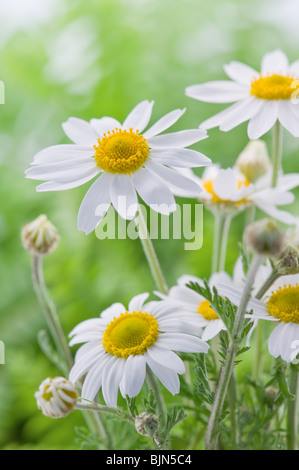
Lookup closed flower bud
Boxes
[135,412,159,437]
[35,377,77,419]
[273,245,299,275]
[236,140,271,183]
[21,214,59,256]
[244,218,285,256]
[263,386,278,408]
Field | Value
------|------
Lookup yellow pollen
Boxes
[267,284,299,323]
[102,311,159,358]
[42,385,52,402]
[250,74,299,100]
[202,178,250,204]
[94,128,149,174]
[198,300,219,321]
[42,380,77,406]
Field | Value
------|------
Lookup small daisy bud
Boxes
[244,218,285,256]
[135,412,159,438]
[263,386,278,408]
[273,245,299,275]
[35,377,77,419]
[236,140,271,183]
[21,214,60,257]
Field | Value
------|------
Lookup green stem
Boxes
[287,364,299,450]
[211,211,225,274]
[146,368,167,426]
[136,206,168,295]
[271,120,283,188]
[31,255,73,372]
[255,270,281,301]
[204,256,263,450]
[219,214,232,273]
[228,372,238,448]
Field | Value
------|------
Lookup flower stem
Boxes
[228,372,238,448]
[136,206,168,295]
[255,270,280,301]
[287,364,299,450]
[211,211,225,274]
[219,214,233,273]
[204,256,263,450]
[146,368,167,426]
[271,120,283,188]
[31,255,73,373]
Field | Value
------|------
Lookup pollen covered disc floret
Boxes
[267,284,299,323]
[94,128,150,174]
[197,300,219,321]
[102,311,159,358]
[250,74,298,101]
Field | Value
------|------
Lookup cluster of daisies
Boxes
[28,50,299,417]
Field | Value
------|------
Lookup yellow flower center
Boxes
[267,284,299,323]
[202,178,250,204]
[94,128,150,174]
[198,300,219,321]
[102,311,159,358]
[250,74,299,100]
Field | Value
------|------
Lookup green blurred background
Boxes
[1,0,299,450]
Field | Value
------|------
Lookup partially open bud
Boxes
[236,140,271,183]
[273,245,299,275]
[35,377,77,419]
[135,412,159,438]
[244,218,285,257]
[21,215,59,256]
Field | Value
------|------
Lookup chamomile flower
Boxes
[68,293,209,407]
[186,50,299,139]
[216,274,299,362]
[25,101,211,234]
[189,164,298,224]
[156,258,272,342]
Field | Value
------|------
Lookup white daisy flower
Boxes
[35,377,78,419]
[186,50,299,139]
[156,258,272,342]
[185,164,298,224]
[216,274,299,363]
[25,101,211,234]
[68,293,209,407]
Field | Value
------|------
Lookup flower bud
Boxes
[35,377,77,419]
[236,140,271,183]
[263,386,278,408]
[135,412,159,437]
[244,218,285,257]
[21,214,59,256]
[273,245,299,275]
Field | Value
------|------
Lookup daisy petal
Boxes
[223,61,258,85]
[145,355,180,395]
[247,101,279,139]
[278,101,299,137]
[36,167,101,191]
[261,50,289,75]
[219,98,263,132]
[202,319,225,341]
[128,293,150,312]
[132,167,176,214]
[148,129,207,148]
[143,108,186,139]
[102,357,125,407]
[33,144,94,164]
[149,148,211,168]
[121,355,146,397]
[147,345,185,374]
[77,172,113,235]
[110,174,138,220]
[145,160,202,196]
[157,332,209,353]
[185,81,248,103]
[122,100,154,133]
[90,117,122,136]
[62,117,99,146]
[25,158,96,181]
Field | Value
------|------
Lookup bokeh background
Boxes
[1,0,299,450]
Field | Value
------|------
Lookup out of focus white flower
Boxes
[236,140,271,183]
[35,377,77,419]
